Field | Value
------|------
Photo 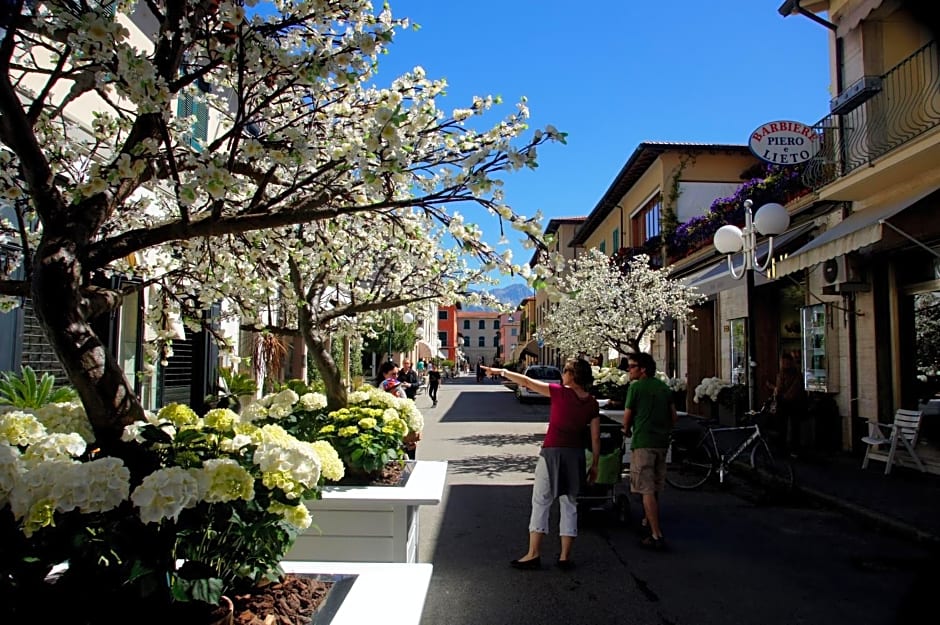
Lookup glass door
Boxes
[801,304,829,392]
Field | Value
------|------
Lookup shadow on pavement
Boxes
[422,483,641,625]
[447,453,538,477]
[452,432,544,447]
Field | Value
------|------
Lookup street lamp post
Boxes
[713,199,790,412]
[387,310,415,362]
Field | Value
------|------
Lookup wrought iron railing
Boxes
[803,40,940,190]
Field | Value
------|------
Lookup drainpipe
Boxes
[778,0,838,31]
[847,292,858,451]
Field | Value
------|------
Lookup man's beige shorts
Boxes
[630,448,668,494]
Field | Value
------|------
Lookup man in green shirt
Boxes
[623,352,677,551]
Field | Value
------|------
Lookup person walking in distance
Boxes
[427,363,441,407]
[622,352,677,551]
[483,359,601,571]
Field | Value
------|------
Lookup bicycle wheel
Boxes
[665,441,714,489]
[749,439,794,493]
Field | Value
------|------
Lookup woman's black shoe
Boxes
[509,557,541,570]
[556,558,576,571]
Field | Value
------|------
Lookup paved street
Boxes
[415,375,932,625]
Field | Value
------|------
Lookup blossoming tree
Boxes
[175,208,501,409]
[0,1,561,450]
[540,249,704,357]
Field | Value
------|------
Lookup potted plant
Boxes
[0,397,338,623]
[692,376,732,421]
[592,366,631,409]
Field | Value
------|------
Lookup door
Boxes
[686,300,716,408]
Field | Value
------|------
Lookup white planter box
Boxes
[284,460,447,563]
[281,561,432,625]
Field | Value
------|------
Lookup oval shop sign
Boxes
[748,120,819,165]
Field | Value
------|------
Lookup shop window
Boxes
[729,317,748,385]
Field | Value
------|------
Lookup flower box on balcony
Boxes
[283,460,448,564]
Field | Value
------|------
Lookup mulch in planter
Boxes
[334,460,409,486]
[233,574,332,625]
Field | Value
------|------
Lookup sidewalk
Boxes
[791,450,940,547]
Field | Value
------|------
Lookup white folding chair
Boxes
[860,409,925,475]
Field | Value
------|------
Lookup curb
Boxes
[797,483,940,549]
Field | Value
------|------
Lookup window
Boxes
[478,320,485,330]
[612,228,620,252]
[463,336,470,347]
[478,336,485,347]
[438,331,448,346]
[463,320,470,330]
[438,310,448,320]
[729,317,748,386]
[599,240,606,254]
[177,89,208,151]
[493,336,499,347]
[511,328,518,337]
[632,195,662,244]
[493,319,500,329]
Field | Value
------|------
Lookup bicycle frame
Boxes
[704,424,762,483]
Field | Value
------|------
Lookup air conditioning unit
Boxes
[830,76,883,115]
[821,255,869,292]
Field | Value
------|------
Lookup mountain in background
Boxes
[463,283,534,311]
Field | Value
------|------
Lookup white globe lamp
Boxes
[753,202,790,236]
[713,225,744,255]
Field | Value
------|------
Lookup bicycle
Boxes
[665,411,794,495]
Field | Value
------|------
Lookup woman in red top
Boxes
[483,359,601,570]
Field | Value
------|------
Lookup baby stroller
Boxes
[577,413,631,525]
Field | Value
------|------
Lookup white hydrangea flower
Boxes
[34,402,95,443]
[77,457,131,513]
[269,500,312,530]
[311,440,344,482]
[21,432,87,465]
[298,392,327,412]
[0,411,47,447]
[196,458,254,503]
[9,460,74,521]
[0,442,22,508]
[240,401,268,422]
[131,466,200,524]
[693,377,731,403]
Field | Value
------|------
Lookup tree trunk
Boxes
[297,306,346,411]
[31,236,144,451]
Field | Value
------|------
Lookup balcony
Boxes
[614,238,664,269]
[803,40,940,192]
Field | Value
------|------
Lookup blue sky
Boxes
[371,1,833,287]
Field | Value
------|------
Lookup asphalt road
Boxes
[414,374,932,625]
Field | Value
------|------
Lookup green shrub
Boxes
[0,366,78,408]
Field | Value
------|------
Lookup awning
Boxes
[687,222,816,297]
[515,339,539,360]
[416,340,433,360]
[775,187,937,277]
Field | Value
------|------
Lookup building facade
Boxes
[456,310,502,366]
[568,142,762,380]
